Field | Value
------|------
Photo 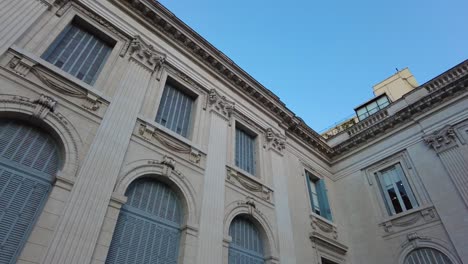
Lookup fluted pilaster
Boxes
[0,0,50,55]
[424,125,468,207]
[269,145,297,264]
[42,36,164,264]
[196,92,231,264]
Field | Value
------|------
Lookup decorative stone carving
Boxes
[226,167,272,201]
[401,232,432,249]
[310,214,338,240]
[33,94,57,119]
[237,197,263,216]
[379,206,439,235]
[147,156,183,179]
[309,231,348,256]
[9,56,36,76]
[265,128,286,154]
[137,122,203,165]
[128,35,166,74]
[424,125,459,153]
[208,89,234,122]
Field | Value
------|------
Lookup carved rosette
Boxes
[424,125,459,153]
[128,36,166,74]
[265,128,286,154]
[208,89,234,122]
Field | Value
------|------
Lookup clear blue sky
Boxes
[158,0,468,132]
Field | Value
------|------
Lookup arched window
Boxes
[229,215,265,264]
[0,120,60,264]
[106,178,183,264]
[404,248,453,264]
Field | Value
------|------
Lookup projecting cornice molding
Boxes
[111,0,468,160]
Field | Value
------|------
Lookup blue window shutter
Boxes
[0,120,58,264]
[42,23,112,85]
[228,216,265,264]
[317,179,333,221]
[106,179,182,264]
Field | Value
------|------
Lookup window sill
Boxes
[226,165,274,203]
[379,204,439,237]
[9,45,108,102]
[136,117,206,168]
[310,213,337,239]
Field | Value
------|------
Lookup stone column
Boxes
[0,0,50,55]
[424,124,468,261]
[266,128,298,264]
[42,36,166,264]
[195,89,233,264]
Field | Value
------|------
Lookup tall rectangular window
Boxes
[156,83,194,138]
[376,163,418,215]
[42,23,113,85]
[306,171,332,221]
[235,127,256,175]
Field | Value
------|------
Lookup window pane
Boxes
[155,84,194,138]
[377,96,390,108]
[42,24,112,85]
[235,128,256,175]
[378,163,418,215]
[366,101,379,114]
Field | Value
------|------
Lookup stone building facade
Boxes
[0,0,466,264]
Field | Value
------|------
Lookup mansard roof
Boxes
[113,0,467,161]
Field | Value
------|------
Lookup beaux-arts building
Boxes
[0,0,467,264]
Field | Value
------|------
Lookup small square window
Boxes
[322,258,338,264]
[155,82,195,138]
[305,171,332,221]
[376,163,418,215]
[42,20,114,85]
[235,127,256,175]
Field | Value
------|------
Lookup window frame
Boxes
[30,9,125,90]
[376,163,419,215]
[356,94,391,121]
[234,124,258,176]
[364,152,428,219]
[152,72,203,142]
[155,78,197,139]
[304,169,333,222]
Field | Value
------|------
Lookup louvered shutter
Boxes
[404,248,453,264]
[228,216,265,264]
[316,179,333,221]
[106,179,182,264]
[0,120,59,264]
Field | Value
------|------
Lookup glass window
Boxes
[306,171,333,221]
[235,127,256,175]
[155,83,195,138]
[356,95,391,121]
[42,23,113,85]
[377,96,390,108]
[376,163,418,215]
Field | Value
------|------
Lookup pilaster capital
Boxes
[128,35,166,72]
[208,88,234,122]
[423,125,459,153]
[265,128,286,155]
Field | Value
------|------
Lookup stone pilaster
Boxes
[424,125,468,206]
[42,36,165,264]
[424,124,468,262]
[0,0,50,55]
[195,89,233,264]
[267,130,297,264]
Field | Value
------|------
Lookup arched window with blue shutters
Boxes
[0,120,60,264]
[404,248,453,264]
[106,178,183,264]
[229,215,265,264]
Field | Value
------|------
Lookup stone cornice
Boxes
[332,70,468,158]
[111,0,333,158]
[106,0,467,160]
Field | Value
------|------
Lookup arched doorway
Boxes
[404,248,453,264]
[0,120,60,264]
[229,215,265,264]
[106,178,183,264]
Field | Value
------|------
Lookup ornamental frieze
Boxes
[423,125,459,153]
